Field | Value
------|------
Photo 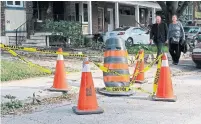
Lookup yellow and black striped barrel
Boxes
[103,38,130,87]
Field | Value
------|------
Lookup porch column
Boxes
[115,2,119,28]
[152,8,156,24]
[147,9,150,26]
[88,1,92,34]
[135,5,139,27]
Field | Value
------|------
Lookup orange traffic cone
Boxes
[72,57,104,115]
[152,53,177,102]
[131,49,146,83]
[48,48,69,92]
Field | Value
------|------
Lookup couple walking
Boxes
[150,14,185,65]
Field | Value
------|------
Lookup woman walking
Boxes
[167,14,185,65]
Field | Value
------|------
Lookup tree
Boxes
[156,1,191,24]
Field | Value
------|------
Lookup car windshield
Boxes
[113,27,130,31]
[184,27,199,34]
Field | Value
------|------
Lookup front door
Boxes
[107,8,114,32]
[33,1,49,22]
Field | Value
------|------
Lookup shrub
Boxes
[42,19,83,47]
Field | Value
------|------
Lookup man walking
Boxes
[150,15,168,59]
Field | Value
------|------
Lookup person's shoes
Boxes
[172,61,178,65]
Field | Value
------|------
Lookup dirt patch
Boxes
[1,93,76,116]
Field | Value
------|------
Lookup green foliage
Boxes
[1,95,23,111]
[1,60,48,82]
[127,44,168,54]
[83,36,93,47]
[42,19,83,47]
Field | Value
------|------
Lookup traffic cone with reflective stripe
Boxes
[152,53,177,102]
[48,48,69,92]
[131,49,146,83]
[72,57,104,115]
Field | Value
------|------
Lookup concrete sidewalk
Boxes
[0,72,82,103]
[1,60,193,104]
[0,64,157,104]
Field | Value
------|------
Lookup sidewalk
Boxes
[0,72,78,103]
[0,56,195,104]
[0,69,107,104]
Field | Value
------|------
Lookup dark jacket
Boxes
[150,22,168,43]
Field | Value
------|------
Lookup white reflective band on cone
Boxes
[82,64,90,72]
[162,60,169,67]
[57,54,64,60]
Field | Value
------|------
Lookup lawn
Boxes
[1,59,49,82]
[127,44,169,54]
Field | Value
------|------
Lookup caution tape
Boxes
[1,47,71,75]
[128,53,139,66]
[0,43,86,57]
[92,50,163,94]
[129,51,144,86]
[152,56,162,95]
[94,53,162,79]
[93,62,131,77]
[92,52,163,94]
[104,86,152,94]
[92,52,140,77]
[2,47,52,74]
[105,87,130,92]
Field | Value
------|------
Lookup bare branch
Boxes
[166,1,178,14]
[177,1,191,17]
[157,1,167,14]
[177,1,184,12]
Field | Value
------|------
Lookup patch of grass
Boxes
[1,60,49,82]
[1,93,76,115]
[1,95,24,115]
[127,45,168,54]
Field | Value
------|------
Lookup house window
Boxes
[83,4,88,22]
[183,4,193,21]
[6,1,23,7]
[119,6,133,15]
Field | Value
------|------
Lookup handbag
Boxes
[180,39,189,54]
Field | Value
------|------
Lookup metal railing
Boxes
[15,13,37,46]
[15,12,83,47]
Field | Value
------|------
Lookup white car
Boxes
[103,26,150,46]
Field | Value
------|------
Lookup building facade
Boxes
[0,1,161,46]
[183,1,201,26]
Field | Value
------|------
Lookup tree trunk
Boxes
[166,1,178,25]
[157,1,190,25]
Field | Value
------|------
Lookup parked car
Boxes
[192,32,201,68]
[103,26,150,46]
[184,26,201,48]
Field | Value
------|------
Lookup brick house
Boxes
[0,1,161,46]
